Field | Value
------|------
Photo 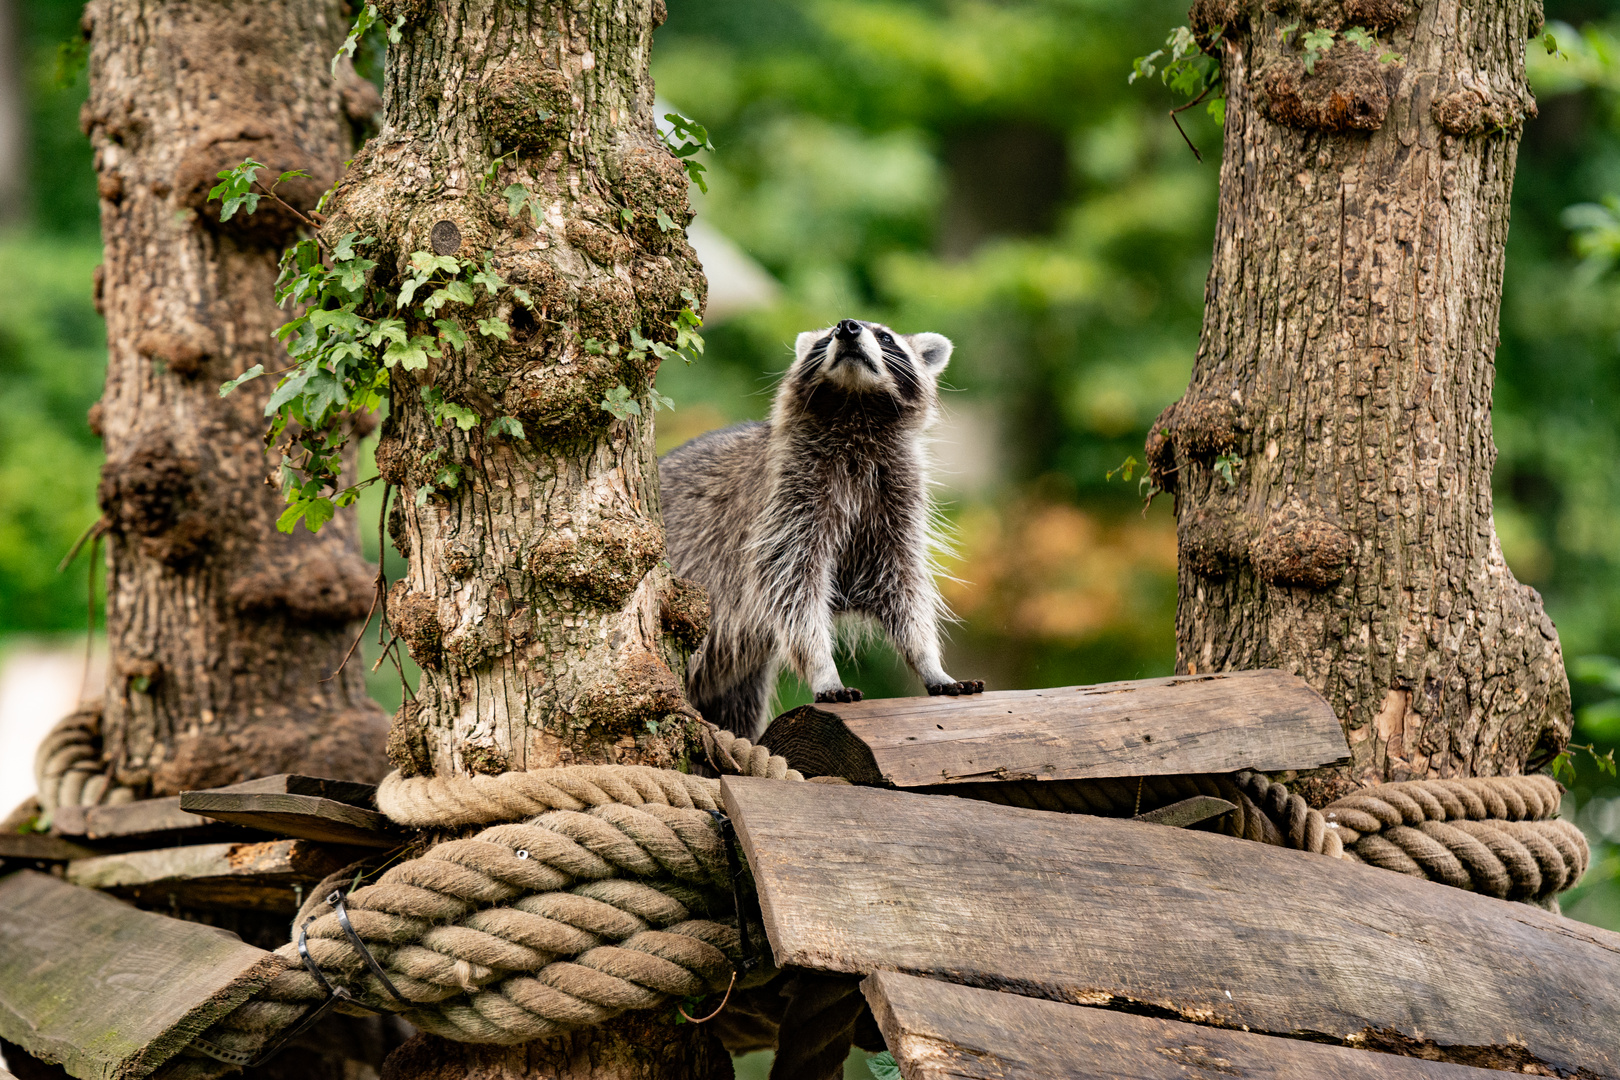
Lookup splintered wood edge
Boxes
[125,950,284,1080]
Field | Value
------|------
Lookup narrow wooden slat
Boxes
[0,870,276,1080]
[64,839,360,913]
[0,833,99,863]
[178,792,399,848]
[721,777,1620,1078]
[759,669,1347,787]
[49,798,236,847]
[863,971,1512,1079]
[209,774,377,808]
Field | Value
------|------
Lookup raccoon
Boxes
[659,318,984,736]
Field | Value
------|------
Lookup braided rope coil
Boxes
[191,727,798,1058]
[34,706,137,814]
[1237,772,1588,904]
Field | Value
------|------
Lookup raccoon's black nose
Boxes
[835,319,863,341]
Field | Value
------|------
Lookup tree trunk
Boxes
[83,0,388,797]
[1151,0,1570,798]
[327,2,725,1076]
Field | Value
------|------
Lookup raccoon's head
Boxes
[788,319,953,409]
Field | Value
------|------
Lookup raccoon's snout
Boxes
[835,319,863,341]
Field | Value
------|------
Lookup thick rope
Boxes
[186,727,797,1061]
[1234,772,1588,904]
[34,705,137,814]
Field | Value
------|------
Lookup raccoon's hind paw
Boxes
[815,687,864,703]
[928,679,984,697]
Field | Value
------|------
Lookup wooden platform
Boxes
[863,971,1515,1079]
[721,776,1620,1078]
[64,839,364,913]
[0,870,276,1080]
[759,668,1347,787]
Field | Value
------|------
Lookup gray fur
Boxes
[659,319,983,736]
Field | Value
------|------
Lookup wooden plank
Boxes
[721,777,1620,1078]
[178,791,400,848]
[863,971,1512,1079]
[0,832,100,863]
[0,869,276,1080]
[1132,794,1235,828]
[758,669,1347,787]
[50,776,377,851]
[65,839,361,913]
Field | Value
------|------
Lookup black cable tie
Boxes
[707,809,760,972]
[329,889,413,1005]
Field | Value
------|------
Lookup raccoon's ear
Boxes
[907,332,953,371]
[795,330,830,362]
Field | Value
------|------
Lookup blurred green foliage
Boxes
[6,0,1620,929]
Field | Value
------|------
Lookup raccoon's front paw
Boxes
[927,679,984,697]
[815,687,864,703]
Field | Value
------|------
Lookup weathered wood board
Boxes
[759,669,1347,786]
[0,832,99,863]
[64,839,360,913]
[50,775,378,851]
[178,791,399,848]
[0,870,276,1080]
[863,971,1513,1079]
[722,777,1620,1078]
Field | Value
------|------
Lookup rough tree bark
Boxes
[81,0,389,797]
[324,2,726,1077]
[1149,0,1570,797]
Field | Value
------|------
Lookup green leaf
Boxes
[434,318,470,351]
[512,287,535,310]
[1106,455,1140,482]
[335,257,376,291]
[443,280,476,305]
[396,274,429,309]
[309,307,365,334]
[415,484,433,507]
[333,2,378,75]
[277,495,336,534]
[600,384,641,421]
[409,250,462,277]
[422,386,480,430]
[488,415,527,440]
[472,262,506,296]
[868,1052,901,1080]
[332,232,361,261]
[368,317,408,347]
[274,168,312,186]
[654,208,678,232]
[476,317,511,340]
[383,336,430,371]
[264,368,315,416]
[219,364,266,397]
[1341,26,1375,51]
[650,388,675,412]
[504,183,533,218]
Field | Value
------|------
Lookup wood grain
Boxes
[721,777,1620,1078]
[64,839,360,913]
[178,791,399,848]
[0,869,276,1080]
[759,669,1347,787]
[863,971,1511,1080]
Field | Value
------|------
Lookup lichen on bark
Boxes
[1157,0,1571,787]
[83,0,388,796]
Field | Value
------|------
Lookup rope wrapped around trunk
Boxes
[180,729,798,1067]
[34,705,137,813]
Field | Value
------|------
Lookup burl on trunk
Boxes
[1152,0,1570,795]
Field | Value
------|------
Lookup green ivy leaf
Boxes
[654,208,678,232]
[476,317,511,340]
[219,364,265,397]
[600,384,641,421]
[368,317,408,347]
[650,388,675,412]
[512,287,535,310]
[383,336,430,371]
[208,158,265,222]
[333,2,379,75]
[277,495,336,534]
[434,318,470,352]
[488,415,527,440]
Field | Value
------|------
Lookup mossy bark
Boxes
[330,2,725,1076]
[1154,0,1570,796]
[83,0,388,796]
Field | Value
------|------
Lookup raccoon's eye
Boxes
[877,331,894,344]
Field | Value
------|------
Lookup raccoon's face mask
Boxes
[792,319,953,402]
